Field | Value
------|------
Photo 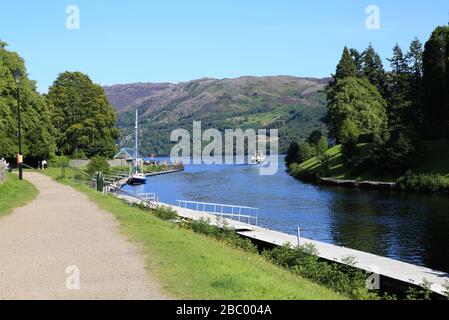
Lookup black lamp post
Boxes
[13,68,23,180]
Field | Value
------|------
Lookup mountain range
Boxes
[104,76,330,155]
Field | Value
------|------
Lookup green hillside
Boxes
[108,76,329,155]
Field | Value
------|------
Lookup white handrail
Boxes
[138,193,158,202]
[176,200,257,211]
[176,200,259,226]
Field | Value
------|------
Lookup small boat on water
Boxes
[250,150,266,165]
[128,172,147,185]
[128,110,146,186]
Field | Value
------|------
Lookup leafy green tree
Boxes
[307,130,323,146]
[315,136,328,159]
[298,141,314,163]
[285,141,300,166]
[0,41,56,161]
[372,130,420,170]
[314,135,330,172]
[285,141,315,166]
[86,156,110,174]
[422,26,449,138]
[326,77,387,141]
[339,119,361,166]
[362,44,387,96]
[47,72,120,158]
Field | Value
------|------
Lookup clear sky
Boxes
[1,0,448,92]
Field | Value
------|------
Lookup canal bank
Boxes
[112,190,449,298]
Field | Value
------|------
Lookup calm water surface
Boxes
[123,156,449,272]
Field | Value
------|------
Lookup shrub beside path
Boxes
[0,172,169,299]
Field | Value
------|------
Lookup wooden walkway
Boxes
[113,194,449,296]
[144,169,183,177]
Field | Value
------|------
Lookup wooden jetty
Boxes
[144,168,183,177]
[106,167,184,190]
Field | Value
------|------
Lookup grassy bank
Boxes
[0,173,38,217]
[43,168,344,300]
[290,141,449,184]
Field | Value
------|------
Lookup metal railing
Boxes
[138,192,159,203]
[61,164,97,188]
[112,188,159,209]
[176,200,259,225]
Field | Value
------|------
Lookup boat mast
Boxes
[134,109,138,174]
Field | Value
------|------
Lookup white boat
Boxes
[250,150,266,165]
[128,172,147,185]
[128,110,146,186]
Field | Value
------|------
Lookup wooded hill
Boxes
[106,76,330,155]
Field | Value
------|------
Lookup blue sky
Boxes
[1,0,448,92]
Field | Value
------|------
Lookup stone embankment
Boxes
[319,178,397,190]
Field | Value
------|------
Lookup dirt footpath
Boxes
[0,172,169,300]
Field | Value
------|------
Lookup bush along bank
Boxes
[397,171,449,194]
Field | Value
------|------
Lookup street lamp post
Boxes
[13,68,23,180]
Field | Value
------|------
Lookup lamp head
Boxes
[13,68,22,85]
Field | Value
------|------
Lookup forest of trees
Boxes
[287,24,449,174]
[0,42,119,164]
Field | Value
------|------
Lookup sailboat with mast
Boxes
[127,110,147,185]
[250,149,266,165]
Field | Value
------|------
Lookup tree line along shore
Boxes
[0,40,119,166]
[285,25,449,194]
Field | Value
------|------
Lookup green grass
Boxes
[296,140,449,183]
[43,167,345,300]
[0,173,39,217]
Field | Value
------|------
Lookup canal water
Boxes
[123,156,449,272]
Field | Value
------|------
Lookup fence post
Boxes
[96,172,104,193]
[61,165,66,179]
[296,226,301,247]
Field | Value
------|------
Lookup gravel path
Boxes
[0,172,169,300]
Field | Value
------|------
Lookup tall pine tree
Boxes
[422,26,449,138]
[333,47,358,82]
[406,38,424,128]
[362,44,387,97]
[387,44,410,129]
[350,48,363,77]
[327,47,358,98]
